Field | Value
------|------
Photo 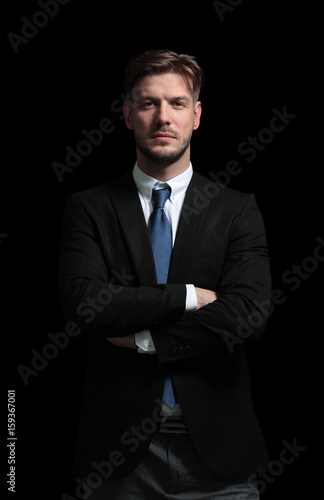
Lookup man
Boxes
[58,49,271,499]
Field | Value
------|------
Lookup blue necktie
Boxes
[149,187,177,408]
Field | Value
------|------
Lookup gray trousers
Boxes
[81,433,259,499]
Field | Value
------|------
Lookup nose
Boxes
[154,102,171,126]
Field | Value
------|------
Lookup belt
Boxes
[158,415,187,433]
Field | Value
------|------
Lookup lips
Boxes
[151,133,176,139]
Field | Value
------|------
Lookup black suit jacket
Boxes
[58,169,271,480]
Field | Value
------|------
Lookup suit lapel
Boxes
[168,172,211,283]
[108,171,157,286]
[108,170,211,286]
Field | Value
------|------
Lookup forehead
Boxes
[135,72,193,98]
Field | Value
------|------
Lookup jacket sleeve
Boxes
[58,193,186,336]
[151,193,272,363]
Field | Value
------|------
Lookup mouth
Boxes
[151,133,176,141]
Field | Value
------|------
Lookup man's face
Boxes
[123,72,201,167]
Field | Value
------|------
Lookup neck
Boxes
[136,146,191,181]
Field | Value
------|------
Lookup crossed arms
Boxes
[107,288,219,349]
[58,191,271,361]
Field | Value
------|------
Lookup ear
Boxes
[193,101,202,130]
[123,101,133,130]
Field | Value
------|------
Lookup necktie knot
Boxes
[152,186,171,209]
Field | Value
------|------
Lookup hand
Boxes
[106,334,137,349]
[195,287,219,310]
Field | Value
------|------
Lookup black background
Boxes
[2,0,321,498]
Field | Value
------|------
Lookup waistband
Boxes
[158,414,187,433]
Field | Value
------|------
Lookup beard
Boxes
[134,130,192,167]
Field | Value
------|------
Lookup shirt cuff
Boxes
[185,284,197,311]
[135,330,157,354]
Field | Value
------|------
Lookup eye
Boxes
[173,101,185,108]
[143,101,155,108]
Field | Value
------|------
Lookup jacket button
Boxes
[177,346,184,355]
[170,348,177,357]
[184,345,190,353]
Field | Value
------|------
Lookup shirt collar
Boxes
[132,162,193,204]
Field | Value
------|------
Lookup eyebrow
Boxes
[138,95,191,103]
[171,96,191,103]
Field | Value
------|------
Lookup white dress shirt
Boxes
[132,162,197,354]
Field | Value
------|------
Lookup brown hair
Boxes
[124,48,204,103]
